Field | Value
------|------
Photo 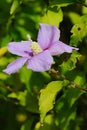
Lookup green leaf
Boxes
[68,12,80,24]
[20,67,51,93]
[1,35,11,47]
[70,15,87,47]
[0,73,8,80]
[34,114,58,130]
[10,0,19,15]
[82,6,87,14]
[39,81,63,123]
[16,26,29,39]
[73,72,86,86]
[60,51,80,74]
[0,57,9,66]
[26,92,39,113]
[21,118,34,130]
[49,0,76,6]
[39,8,63,27]
[8,90,39,113]
[8,90,27,106]
[55,88,83,130]
[55,70,86,129]
[19,67,32,92]
[0,47,8,57]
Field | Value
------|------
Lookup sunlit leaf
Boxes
[0,57,8,66]
[68,12,80,24]
[60,51,80,74]
[82,6,87,14]
[10,0,19,15]
[0,73,8,80]
[39,81,63,123]
[39,8,63,27]
[70,15,87,47]
[8,90,27,106]
[34,114,58,130]
[0,47,8,57]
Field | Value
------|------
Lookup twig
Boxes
[0,84,16,92]
[49,69,87,92]
[76,0,87,7]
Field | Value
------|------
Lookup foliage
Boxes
[0,0,87,130]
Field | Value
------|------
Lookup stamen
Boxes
[30,42,42,55]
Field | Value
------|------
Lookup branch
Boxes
[49,69,87,92]
[76,0,87,7]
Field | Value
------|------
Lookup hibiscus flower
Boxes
[3,24,78,74]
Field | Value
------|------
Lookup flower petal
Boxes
[48,41,79,56]
[26,50,53,72]
[8,41,32,57]
[37,24,60,50]
[3,57,28,74]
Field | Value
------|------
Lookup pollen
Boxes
[30,42,42,55]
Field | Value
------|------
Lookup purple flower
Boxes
[3,24,78,74]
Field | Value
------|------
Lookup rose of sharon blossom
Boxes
[3,24,78,74]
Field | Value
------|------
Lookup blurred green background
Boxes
[0,0,87,130]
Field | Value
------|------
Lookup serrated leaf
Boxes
[60,51,80,74]
[70,15,87,47]
[39,81,63,123]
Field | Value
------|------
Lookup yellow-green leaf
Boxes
[8,90,27,106]
[39,81,63,123]
[39,8,63,27]
[10,0,19,15]
[0,47,8,57]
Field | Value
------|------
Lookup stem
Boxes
[76,0,87,7]
[49,69,87,92]
[0,83,16,92]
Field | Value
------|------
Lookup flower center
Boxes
[30,42,42,55]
